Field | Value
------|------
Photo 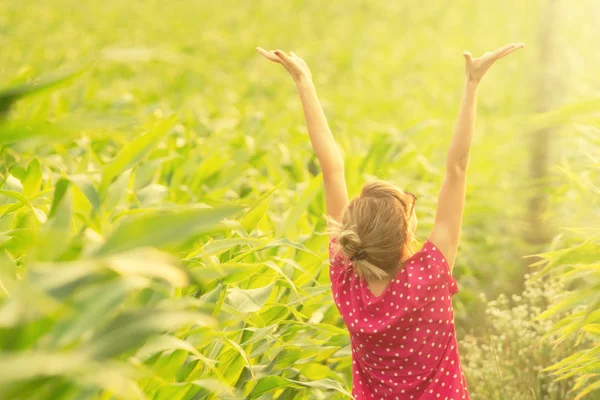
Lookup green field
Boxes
[0,0,599,399]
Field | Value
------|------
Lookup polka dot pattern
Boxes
[329,238,470,399]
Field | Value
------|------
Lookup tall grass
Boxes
[0,0,598,398]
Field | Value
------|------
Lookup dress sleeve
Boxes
[406,239,459,300]
[423,239,459,296]
[329,237,349,282]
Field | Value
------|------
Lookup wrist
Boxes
[464,79,480,92]
[295,76,314,88]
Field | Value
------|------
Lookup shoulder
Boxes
[406,239,458,296]
[329,237,344,261]
[420,239,452,280]
[421,239,450,267]
[328,237,350,280]
[428,227,458,271]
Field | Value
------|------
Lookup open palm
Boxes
[256,47,312,82]
[464,43,525,82]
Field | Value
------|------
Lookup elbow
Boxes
[446,155,469,174]
[446,149,470,174]
[446,163,468,176]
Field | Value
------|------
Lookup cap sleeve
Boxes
[423,239,458,296]
[405,239,459,300]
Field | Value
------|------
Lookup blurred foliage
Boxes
[0,0,599,399]
[460,275,585,400]
[526,125,600,400]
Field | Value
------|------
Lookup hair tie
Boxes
[351,250,365,262]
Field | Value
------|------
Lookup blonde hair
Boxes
[325,179,416,280]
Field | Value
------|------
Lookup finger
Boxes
[256,47,273,56]
[256,47,282,63]
[290,51,297,57]
[493,43,525,60]
[256,47,275,58]
[463,51,473,63]
[274,49,293,65]
[490,43,517,58]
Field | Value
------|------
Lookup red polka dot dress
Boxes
[329,237,470,400]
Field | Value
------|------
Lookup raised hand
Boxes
[256,47,312,83]
[463,43,525,83]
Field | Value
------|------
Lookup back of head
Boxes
[326,179,415,280]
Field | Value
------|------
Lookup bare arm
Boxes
[294,78,345,174]
[296,78,349,227]
[256,48,349,233]
[429,43,525,272]
[429,81,477,271]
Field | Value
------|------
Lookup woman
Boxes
[257,42,524,400]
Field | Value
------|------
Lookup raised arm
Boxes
[429,43,524,272]
[256,48,349,232]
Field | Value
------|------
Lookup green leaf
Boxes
[263,260,304,300]
[136,335,202,360]
[188,378,240,398]
[225,237,318,264]
[574,377,600,400]
[249,376,302,399]
[87,310,215,359]
[225,282,275,313]
[105,248,188,287]
[0,189,46,223]
[69,174,101,210]
[298,363,339,380]
[240,185,279,230]
[136,183,169,207]
[189,151,229,190]
[582,324,600,336]
[103,169,131,212]
[0,351,90,385]
[22,158,42,197]
[536,287,600,320]
[249,376,351,399]
[187,262,261,288]
[33,179,72,261]
[100,115,177,193]
[48,279,135,347]
[199,237,269,257]
[0,64,89,117]
[48,179,71,220]
[528,98,600,129]
[0,113,127,145]
[27,260,100,292]
[271,347,305,370]
[96,204,242,256]
[280,172,323,237]
[528,240,600,276]
[0,249,17,294]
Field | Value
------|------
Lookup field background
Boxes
[1,0,599,399]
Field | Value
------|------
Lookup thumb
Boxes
[463,51,473,63]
